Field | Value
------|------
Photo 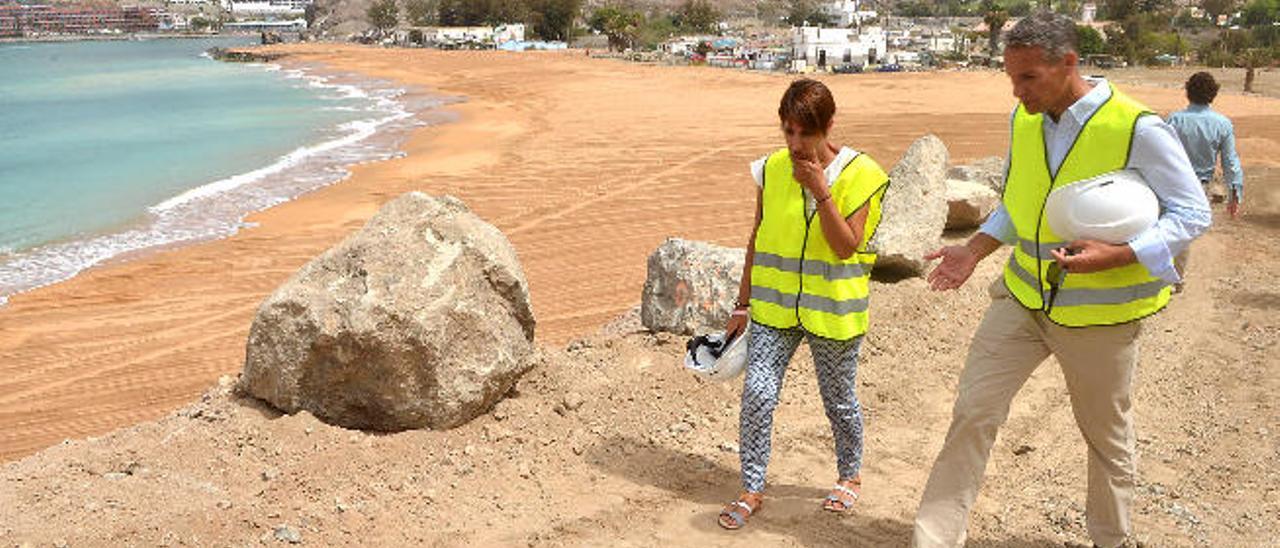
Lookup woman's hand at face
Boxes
[791,151,827,195]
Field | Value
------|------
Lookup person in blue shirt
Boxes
[1168,72,1244,219]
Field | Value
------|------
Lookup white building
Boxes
[420,24,523,47]
[158,12,190,30]
[223,18,307,31]
[493,23,524,44]
[921,29,956,53]
[822,0,878,27]
[229,0,310,18]
[792,25,886,70]
[1081,2,1098,23]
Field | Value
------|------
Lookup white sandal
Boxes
[823,482,860,513]
[718,498,759,530]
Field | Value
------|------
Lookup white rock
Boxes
[238,193,537,431]
[641,238,744,335]
[870,135,950,276]
[947,156,1005,193]
[945,179,1000,229]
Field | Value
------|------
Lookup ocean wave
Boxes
[0,66,441,304]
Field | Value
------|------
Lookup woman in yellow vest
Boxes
[717,79,890,530]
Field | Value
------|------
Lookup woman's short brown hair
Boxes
[1185,72,1220,105]
[778,78,836,135]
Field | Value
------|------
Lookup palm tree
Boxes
[983,4,1009,59]
[1237,47,1274,93]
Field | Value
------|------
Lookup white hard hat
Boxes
[1045,169,1159,244]
[684,325,750,382]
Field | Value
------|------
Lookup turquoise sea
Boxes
[0,37,428,303]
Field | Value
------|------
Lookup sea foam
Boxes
[0,65,443,304]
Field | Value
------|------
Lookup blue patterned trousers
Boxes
[739,322,864,493]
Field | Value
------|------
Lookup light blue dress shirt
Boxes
[1168,103,1244,199]
[979,79,1211,284]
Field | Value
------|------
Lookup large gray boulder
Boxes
[945,179,1001,229]
[947,156,1005,193]
[641,238,744,335]
[870,135,950,276]
[238,192,536,431]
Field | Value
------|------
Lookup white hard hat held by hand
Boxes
[684,324,750,382]
[1045,169,1159,244]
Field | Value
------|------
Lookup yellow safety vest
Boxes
[1003,85,1171,326]
[750,148,889,340]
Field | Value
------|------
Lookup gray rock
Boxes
[871,135,950,276]
[641,238,744,335]
[239,192,536,431]
[273,524,302,544]
[945,179,1001,229]
[947,155,1005,193]
[562,392,585,412]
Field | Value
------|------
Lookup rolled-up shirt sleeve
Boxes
[1221,122,1244,198]
[978,114,1017,246]
[978,204,1017,245]
[1127,116,1213,284]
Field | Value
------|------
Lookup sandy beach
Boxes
[1,44,1278,546]
[2,43,1277,462]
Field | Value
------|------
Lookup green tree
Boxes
[1241,0,1278,25]
[787,0,833,26]
[1076,24,1106,55]
[1006,0,1033,17]
[527,0,580,41]
[1197,26,1278,91]
[1201,0,1236,25]
[437,0,487,25]
[403,0,437,26]
[1102,0,1138,21]
[367,0,399,32]
[639,13,676,48]
[894,1,935,17]
[190,15,214,31]
[675,0,720,33]
[1238,47,1276,92]
[590,5,642,50]
[487,0,531,24]
[982,0,1008,58]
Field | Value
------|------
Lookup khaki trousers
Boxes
[913,281,1141,548]
[1173,178,1215,284]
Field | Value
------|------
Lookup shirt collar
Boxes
[1188,103,1211,112]
[1058,77,1112,126]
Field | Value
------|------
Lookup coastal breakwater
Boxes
[207,46,287,63]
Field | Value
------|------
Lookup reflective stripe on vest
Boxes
[749,148,889,340]
[1002,85,1171,327]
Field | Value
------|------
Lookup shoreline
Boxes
[0,45,501,462]
[2,43,1277,464]
[0,32,261,45]
[0,53,443,308]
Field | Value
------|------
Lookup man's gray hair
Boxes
[1004,10,1078,60]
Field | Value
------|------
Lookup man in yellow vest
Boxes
[912,11,1211,548]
